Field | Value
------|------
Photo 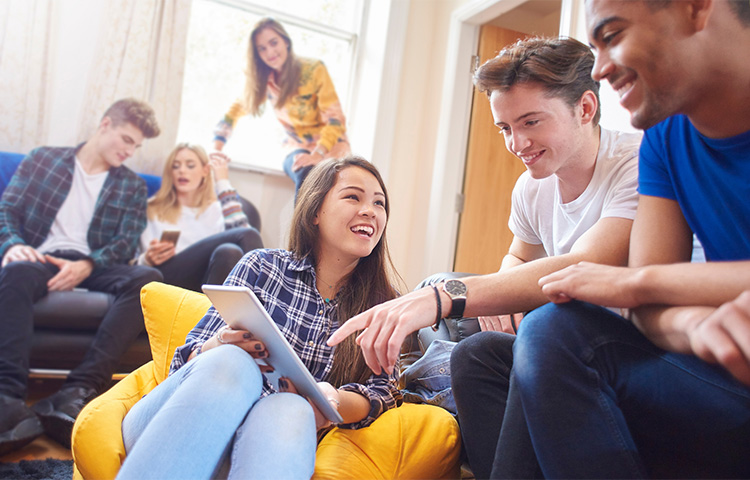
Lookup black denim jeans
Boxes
[155,227,262,292]
[451,331,541,479]
[0,250,162,398]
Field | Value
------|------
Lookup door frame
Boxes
[422,0,580,275]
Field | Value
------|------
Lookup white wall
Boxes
[383,0,471,288]
[228,169,296,250]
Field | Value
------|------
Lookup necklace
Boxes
[316,270,337,304]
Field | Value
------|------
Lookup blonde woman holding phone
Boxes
[135,143,262,291]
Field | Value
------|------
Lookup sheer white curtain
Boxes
[77,0,192,174]
[0,0,55,153]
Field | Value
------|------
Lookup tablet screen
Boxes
[201,284,344,424]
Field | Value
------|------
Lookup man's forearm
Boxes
[463,252,604,317]
[632,261,750,307]
[631,304,715,354]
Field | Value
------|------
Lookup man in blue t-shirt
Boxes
[486,0,750,478]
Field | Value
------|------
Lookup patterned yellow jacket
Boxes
[214,58,349,157]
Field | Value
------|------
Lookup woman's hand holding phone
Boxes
[145,238,176,266]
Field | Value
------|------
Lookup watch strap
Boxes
[446,295,466,319]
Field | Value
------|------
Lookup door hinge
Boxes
[455,193,465,214]
[471,54,480,73]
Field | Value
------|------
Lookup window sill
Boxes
[229,162,287,177]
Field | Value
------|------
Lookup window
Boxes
[177,0,364,173]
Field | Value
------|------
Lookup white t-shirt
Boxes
[508,128,641,257]
[139,201,225,258]
[38,158,109,255]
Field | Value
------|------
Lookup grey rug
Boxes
[0,459,73,480]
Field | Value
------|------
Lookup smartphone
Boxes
[160,230,181,245]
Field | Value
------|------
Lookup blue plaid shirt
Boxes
[0,145,147,267]
[171,248,403,429]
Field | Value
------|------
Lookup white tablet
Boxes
[201,284,344,424]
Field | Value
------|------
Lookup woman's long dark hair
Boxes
[288,156,403,386]
[244,17,302,116]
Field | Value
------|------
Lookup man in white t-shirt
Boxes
[0,98,163,455]
[329,37,641,478]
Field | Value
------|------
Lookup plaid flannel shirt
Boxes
[0,145,147,267]
[171,248,403,429]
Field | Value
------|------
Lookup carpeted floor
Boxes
[0,459,73,480]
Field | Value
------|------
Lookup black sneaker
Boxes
[0,393,44,456]
[31,386,97,448]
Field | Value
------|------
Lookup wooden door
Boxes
[453,25,529,274]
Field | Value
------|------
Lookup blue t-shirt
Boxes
[639,115,750,261]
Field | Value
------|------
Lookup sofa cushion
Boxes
[0,152,25,193]
[33,290,113,330]
[140,281,211,383]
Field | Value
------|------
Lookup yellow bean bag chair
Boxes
[72,281,461,479]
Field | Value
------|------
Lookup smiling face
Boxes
[490,82,593,180]
[254,27,289,72]
[313,166,387,265]
[170,148,209,198]
[96,118,145,169]
[586,0,693,130]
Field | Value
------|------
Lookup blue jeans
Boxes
[283,149,314,199]
[118,345,316,480]
[506,301,750,479]
[401,339,457,415]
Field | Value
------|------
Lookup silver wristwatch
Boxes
[442,279,467,319]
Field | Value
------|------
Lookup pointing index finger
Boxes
[328,312,369,346]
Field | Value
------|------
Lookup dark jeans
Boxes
[156,227,262,292]
[0,250,162,398]
[283,149,314,199]
[509,301,750,479]
[451,331,541,480]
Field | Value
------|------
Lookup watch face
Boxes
[444,279,467,297]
